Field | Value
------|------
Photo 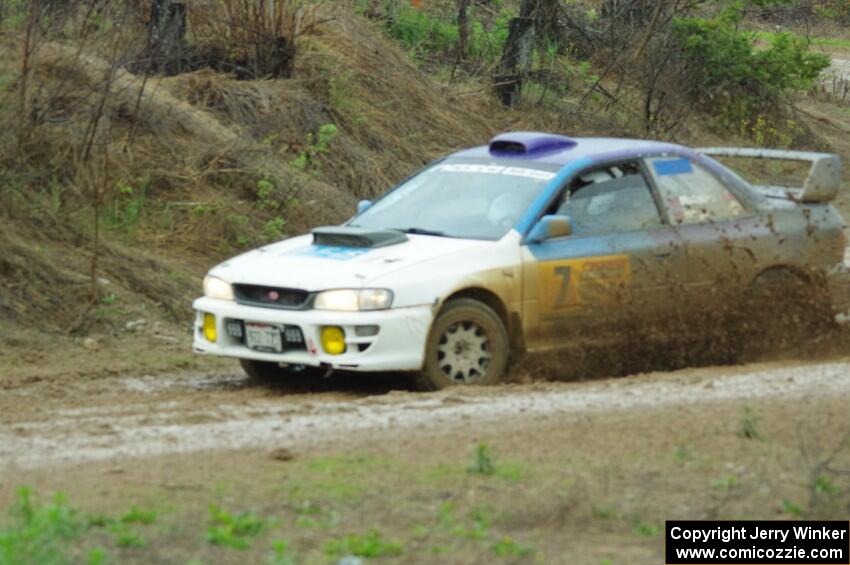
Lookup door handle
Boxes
[655,251,674,259]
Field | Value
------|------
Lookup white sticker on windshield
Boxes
[435,164,556,181]
[502,167,556,180]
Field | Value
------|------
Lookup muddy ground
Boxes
[1,342,849,564]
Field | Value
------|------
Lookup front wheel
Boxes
[239,359,323,386]
[414,298,510,391]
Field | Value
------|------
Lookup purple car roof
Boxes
[450,132,691,167]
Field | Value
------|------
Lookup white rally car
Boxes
[193,132,849,390]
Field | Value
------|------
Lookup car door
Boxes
[644,156,771,314]
[521,159,688,351]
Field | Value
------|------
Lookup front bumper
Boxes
[192,297,434,371]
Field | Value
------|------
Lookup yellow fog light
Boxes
[321,326,346,355]
[203,313,217,343]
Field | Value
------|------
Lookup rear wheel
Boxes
[414,298,509,391]
[239,359,323,386]
[737,269,833,357]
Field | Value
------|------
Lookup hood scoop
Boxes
[489,131,576,157]
[312,226,408,249]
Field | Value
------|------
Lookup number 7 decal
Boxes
[539,255,631,317]
[554,265,572,307]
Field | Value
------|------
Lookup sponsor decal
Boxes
[433,164,556,181]
[654,158,694,176]
[539,255,631,317]
[288,245,371,261]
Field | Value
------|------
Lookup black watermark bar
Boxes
[666,521,849,564]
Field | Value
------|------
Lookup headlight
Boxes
[203,275,234,301]
[314,289,393,311]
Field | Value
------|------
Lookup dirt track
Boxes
[831,58,850,79]
[3,355,850,472]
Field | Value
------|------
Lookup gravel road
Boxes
[2,357,849,471]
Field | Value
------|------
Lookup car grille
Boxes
[233,284,310,310]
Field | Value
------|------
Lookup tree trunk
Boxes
[18,0,39,152]
[494,0,535,106]
[633,0,665,61]
[456,0,470,61]
[493,0,559,106]
[146,0,187,75]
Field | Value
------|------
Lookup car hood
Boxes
[209,233,491,290]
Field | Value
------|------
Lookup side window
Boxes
[557,161,662,236]
[646,157,747,225]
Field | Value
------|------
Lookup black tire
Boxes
[414,298,510,391]
[736,269,833,357]
[239,359,323,387]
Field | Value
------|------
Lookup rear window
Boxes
[646,157,747,225]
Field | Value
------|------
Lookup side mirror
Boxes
[527,215,572,243]
[357,200,373,215]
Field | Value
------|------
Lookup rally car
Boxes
[193,132,849,390]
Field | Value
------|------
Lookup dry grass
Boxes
[189,0,327,78]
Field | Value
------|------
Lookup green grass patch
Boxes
[465,443,526,481]
[205,504,270,550]
[358,2,509,64]
[491,535,534,557]
[120,506,157,525]
[0,487,86,565]
[737,406,761,440]
[0,488,160,563]
[323,529,404,560]
[632,520,661,538]
[710,475,740,491]
[283,454,396,503]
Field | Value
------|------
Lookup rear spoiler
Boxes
[697,147,842,204]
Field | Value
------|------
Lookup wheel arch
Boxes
[747,262,832,316]
[440,287,525,353]
[750,263,821,288]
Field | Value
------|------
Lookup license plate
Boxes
[245,323,282,352]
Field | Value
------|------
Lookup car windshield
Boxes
[350,158,560,240]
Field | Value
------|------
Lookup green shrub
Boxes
[103,179,148,235]
[290,123,338,172]
[262,217,287,241]
[672,7,830,125]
